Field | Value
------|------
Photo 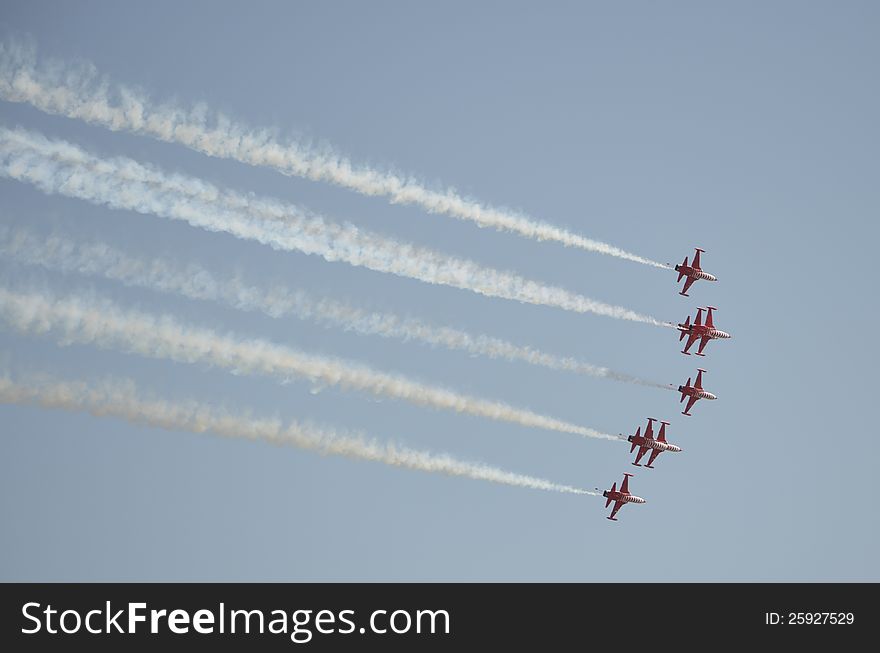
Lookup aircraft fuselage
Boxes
[628,436,682,453]
[674,264,717,282]
[602,491,646,505]
[678,325,731,340]
[679,386,717,401]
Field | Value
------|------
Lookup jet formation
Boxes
[600,248,730,521]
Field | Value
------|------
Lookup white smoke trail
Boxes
[0,371,599,496]
[0,285,619,441]
[0,39,667,269]
[0,126,670,327]
[0,226,669,388]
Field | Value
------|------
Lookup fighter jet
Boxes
[674,247,717,296]
[677,368,716,416]
[677,306,731,356]
[602,473,646,521]
[627,418,682,468]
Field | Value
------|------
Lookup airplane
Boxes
[674,247,717,296]
[602,473,646,521]
[627,418,682,468]
[677,368,717,416]
[677,306,731,356]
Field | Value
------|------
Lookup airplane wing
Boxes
[683,395,699,415]
[609,500,625,520]
[704,308,714,329]
[657,422,668,442]
[620,475,630,494]
[633,446,650,465]
[696,336,710,355]
[693,248,702,270]
[683,332,700,354]
[681,276,696,295]
[646,449,662,467]
[695,370,704,389]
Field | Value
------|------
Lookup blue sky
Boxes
[0,1,878,581]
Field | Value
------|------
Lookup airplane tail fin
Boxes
[605,482,616,507]
[679,315,690,341]
[676,257,688,282]
[629,427,640,452]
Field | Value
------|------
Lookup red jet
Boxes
[677,306,731,356]
[602,473,646,521]
[677,368,716,416]
[674,247,717,296]
[627,418,682,468]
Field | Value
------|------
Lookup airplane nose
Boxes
[707,393,717,400]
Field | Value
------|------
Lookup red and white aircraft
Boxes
[677,306,731,356]
[674,247,717,296]
[627,418,682,468]
[677,368,716,416]
[602,473,646,521]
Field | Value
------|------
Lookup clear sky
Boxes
[0,1,877,581]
